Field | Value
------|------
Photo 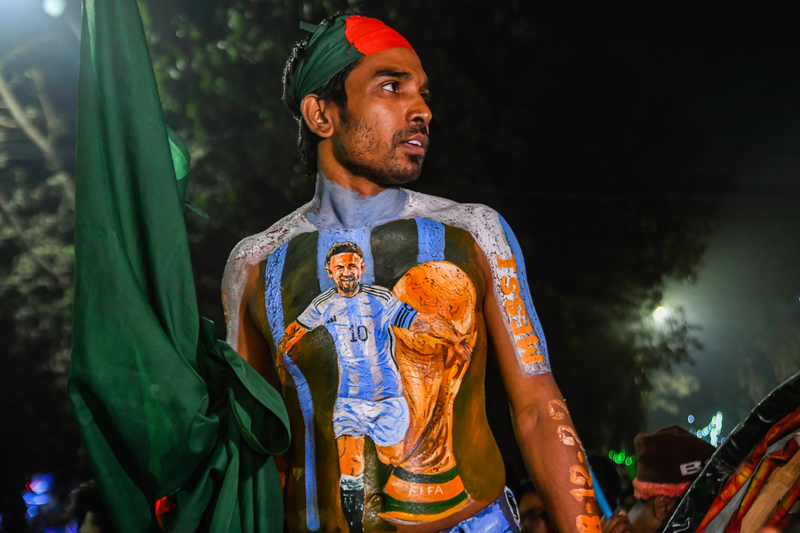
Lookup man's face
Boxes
[327,253,365,296]
[331,47,432,186]
[519,492,555,533]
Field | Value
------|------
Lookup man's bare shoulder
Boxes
[223,203,315,283]
[403,189,505,241]
[221,204,315,345]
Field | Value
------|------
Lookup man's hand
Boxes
[602,513,632,533]
[275,321,309,382]
[411,313,459,342]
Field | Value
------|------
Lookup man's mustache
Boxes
[393,124,429,145]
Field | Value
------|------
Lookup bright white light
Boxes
[653,306,667,319]
[42,0,66,18]
[696,411,724,447]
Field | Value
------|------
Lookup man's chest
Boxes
[252,217,486,351]
[241,213,512,530]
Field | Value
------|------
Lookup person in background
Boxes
[65,480,114,533]
[517,479,554,533]
[627,426,715,533]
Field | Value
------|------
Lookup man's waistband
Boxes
[438,487,521,533]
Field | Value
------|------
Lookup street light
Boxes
[653,306,668,319]
[42,0,66,17]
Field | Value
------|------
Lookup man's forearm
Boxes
[514,400,602,533]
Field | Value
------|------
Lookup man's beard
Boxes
[332,108,428,187]
[337,275,359,295]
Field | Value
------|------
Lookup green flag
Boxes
[68,0,290,531]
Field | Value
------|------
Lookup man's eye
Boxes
[382,82,399,93]
[421,92,431,102]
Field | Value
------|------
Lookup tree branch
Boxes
[0,189,65,285]
[29,69,60,139]
[0,71,60,169]
[27,69,75,203]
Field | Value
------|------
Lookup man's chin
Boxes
[372,160,424,186]
[339,152,423,187]
[339,282,358,293]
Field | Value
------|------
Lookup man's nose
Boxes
[407,94,432,127]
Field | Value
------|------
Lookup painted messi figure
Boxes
[222,11,602,533]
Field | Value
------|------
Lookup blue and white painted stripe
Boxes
[264,244,319,530]
[283,355,320,530]
[415,217,445,263]
[498,215,549,371]
[264,243,288,347]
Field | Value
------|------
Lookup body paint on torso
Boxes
[221,179,550,532]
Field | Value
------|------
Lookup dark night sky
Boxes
[2,0,799,441]
[529,2,800,434]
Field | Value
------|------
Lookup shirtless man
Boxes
[222,12,601,533]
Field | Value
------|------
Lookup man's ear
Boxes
[300,94,335,139]
[326,266,333,279]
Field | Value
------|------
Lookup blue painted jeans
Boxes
[439,488,521,533]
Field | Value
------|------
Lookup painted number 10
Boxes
[349,325,368,342]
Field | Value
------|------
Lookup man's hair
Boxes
[326,241,364,265]
[64,480,115,532]
[282,8,364,176]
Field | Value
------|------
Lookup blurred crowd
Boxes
[517,426,799,533]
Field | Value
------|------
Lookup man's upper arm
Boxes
[469,207,550,376]
[475,208,562,424]
[297,300,324,330]
[385,294,418,330]
[221,246,275,381]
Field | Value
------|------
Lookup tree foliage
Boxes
[0,32,79,526]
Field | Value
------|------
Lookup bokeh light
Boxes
[42,0,66,18]
[696,412,724,447]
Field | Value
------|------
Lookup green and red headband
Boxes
[289,15,415,106]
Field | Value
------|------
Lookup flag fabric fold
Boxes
[68,0,289,531]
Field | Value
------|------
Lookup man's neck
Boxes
[306,171,408,230]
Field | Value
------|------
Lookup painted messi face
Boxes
[332,47,432,186]
[326,252,365,297]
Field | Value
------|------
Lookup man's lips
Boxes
[400,134,428,156]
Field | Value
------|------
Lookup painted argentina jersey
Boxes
[297,285,416,401]
[222,190,550,533]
